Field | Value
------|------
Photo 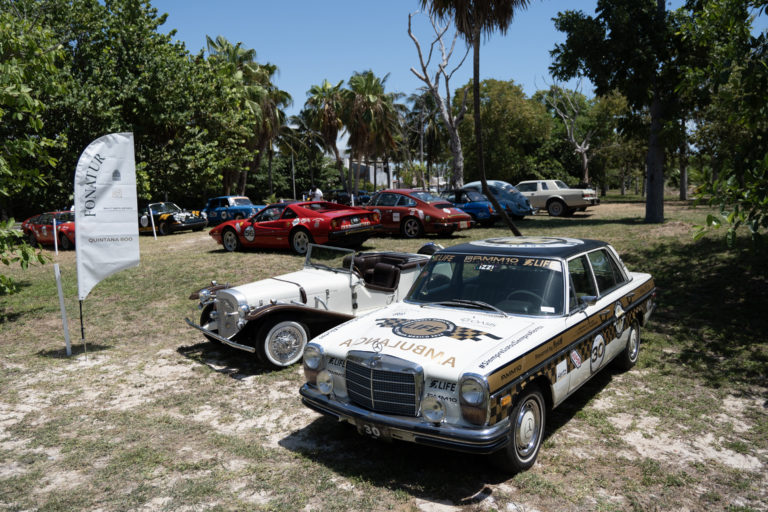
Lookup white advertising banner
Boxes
[75,133,140,300]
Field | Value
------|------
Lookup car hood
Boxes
[312,301,566,381]
[231,267,353,306]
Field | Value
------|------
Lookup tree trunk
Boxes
[373,158,378,191]
[645,93,665,223]
[471,29,520,236]
[679,126,688,201]
[332,147,346,192]
[580,150,589,185]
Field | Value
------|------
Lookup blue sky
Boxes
[152,0,767,118]
[151,0,595,116]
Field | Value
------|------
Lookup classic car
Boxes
[364,189,472,238]
[328,190,371,206]
[21,210,76,250]
[300,237,655,472]
[202,195,264,225]
[138,202,207,235]
[439,189,498,227]
[186,243,431,367]
[515,180,599,217]
[209,201,380,255]
[462,180,535,219]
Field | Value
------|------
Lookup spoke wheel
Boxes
[222,228,241,252]
[258,320,308,367]
[401,217,423,238]
[491,387,546,473]
[290,229,312,255]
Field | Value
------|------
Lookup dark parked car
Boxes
[439,189,497,226]
[138,202,207,235]
[463,180,535,219]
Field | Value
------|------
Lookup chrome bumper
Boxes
[300,384,511,454]
[184,317,255,353]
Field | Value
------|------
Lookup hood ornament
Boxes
[371,339,383,354]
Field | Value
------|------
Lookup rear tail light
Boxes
[331,219,340,230]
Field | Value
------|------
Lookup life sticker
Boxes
[570,350,582,369]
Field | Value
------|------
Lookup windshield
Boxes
[411,191,440,202]
[406,253,565,316]
[232,197,253,206]
[305,244,355,273]
[149,202,181,214]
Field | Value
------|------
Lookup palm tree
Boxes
[419,0,530,235]
[304,80,348,190]
[407,89,446,189]
[343,70,398,196]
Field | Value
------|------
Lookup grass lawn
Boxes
[1,201,766,511]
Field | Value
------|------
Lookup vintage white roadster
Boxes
[186,244,431,367]
[300,237,655,471]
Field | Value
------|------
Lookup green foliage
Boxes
[0,219,47,295]
[458,79,552,184]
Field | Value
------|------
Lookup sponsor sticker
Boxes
[243,225,255,242]
[570,349,582,369]
[292,218,300,226]
[393,212,400,222]
[470,237,584,249]
[556,359,568,381]
[376,317,501,342]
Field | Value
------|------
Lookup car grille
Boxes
[345,351,423,416]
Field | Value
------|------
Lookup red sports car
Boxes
[21,211,76,250]
[209,201,381,255]
[364,189,472,238]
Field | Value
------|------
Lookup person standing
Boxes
[310,186,323,201]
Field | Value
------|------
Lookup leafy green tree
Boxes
[550,0,685,223]
[419,0,531,235]
[458,79,552,185]
[304,80,348,190]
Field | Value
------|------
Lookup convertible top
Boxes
[439,237,608,259]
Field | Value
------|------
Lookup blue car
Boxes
[202,196,264,225]
[462,180,535,219]
[439,189,498,226]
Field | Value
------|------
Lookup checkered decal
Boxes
[488,396,510,425]
[449,326,501,341]
[376,318,409,329]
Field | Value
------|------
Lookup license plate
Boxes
[356,421,390,440]
[460,221,469,229]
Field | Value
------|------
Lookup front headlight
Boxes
[237,304,249,318]
[201,211,207,219]
[199,289,212,305]
[303,344,325,384]
[459,374,489,425]
[460,377,485,406]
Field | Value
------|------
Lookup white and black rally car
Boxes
[300,237,655,472]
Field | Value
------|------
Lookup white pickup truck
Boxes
[515,180,599,217]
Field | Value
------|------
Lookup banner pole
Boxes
[53,218,59,256]
[54,264,71,356]
[79,299,88,360]
[149,208,157,240]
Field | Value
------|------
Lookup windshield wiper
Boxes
[421,299,508,316]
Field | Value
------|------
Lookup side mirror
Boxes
[579,295,598,307]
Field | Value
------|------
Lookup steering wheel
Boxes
[505,290,544,305]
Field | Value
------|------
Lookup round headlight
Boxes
[199,289,211,303]
[460,378,485,406]
[421,396,446,423]
[317,370,334,395]
[201,211,207,219]
[303,345,323,370]
[238,304,249,317]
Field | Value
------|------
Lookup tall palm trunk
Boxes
[472,29,520,236]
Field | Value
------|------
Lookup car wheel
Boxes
[199,304,219,344]
[59,234,73,250]
[258,320,309,367]
[615,321,640,371]
[158,222,171,236]
[400,217,423,238]
[289,228,313,255]
[491,386,546,473]
[221,228,241,252]
[547,199,566,217]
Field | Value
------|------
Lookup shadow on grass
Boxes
[37,343,112,358]
[176,341,274,379]
[626,236,768,389]
[280,370,614,502]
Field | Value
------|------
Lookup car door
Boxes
[372,193,399,231]
[565,254,604,394]
[585,248,631,362]
[249,205,287,247]
[37,213,54,244]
